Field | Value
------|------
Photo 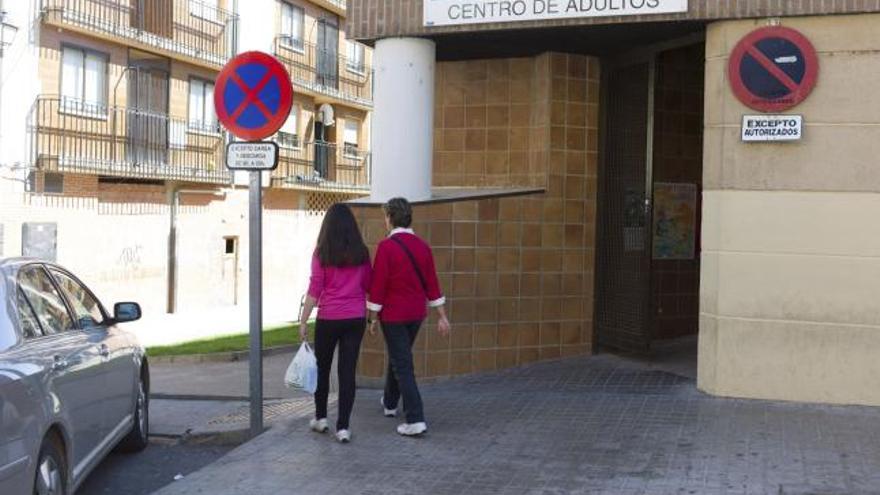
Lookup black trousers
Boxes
[381,321,425,424]
[313,318,366,430]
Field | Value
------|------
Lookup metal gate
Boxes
[595,58,655,353]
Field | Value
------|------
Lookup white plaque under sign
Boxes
[741,115,803,142]
[424,0,688,27]
[226,142,279,171]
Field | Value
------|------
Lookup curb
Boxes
[150,394,286,401]
[148,344,297,364]
[179,427,257,446]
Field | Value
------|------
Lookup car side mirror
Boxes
[113,302,142,324]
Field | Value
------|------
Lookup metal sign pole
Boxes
[214,51,291,438]
[248,170,263,436]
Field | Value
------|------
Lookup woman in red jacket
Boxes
[367,197,451,437]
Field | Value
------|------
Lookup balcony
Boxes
[274,38,373,109]
[310,0,347,17]
[272,141,370,193]
[40,0,236,68]
[30,96,230,184]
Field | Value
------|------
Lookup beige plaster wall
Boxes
[699,14,880,405]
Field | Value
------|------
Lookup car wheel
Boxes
[34,435,66,495]
[118,374,149,452]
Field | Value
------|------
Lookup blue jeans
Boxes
[381,321,425,424]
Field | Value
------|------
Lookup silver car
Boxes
[0,258,149,495]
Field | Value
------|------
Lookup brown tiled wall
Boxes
[356,53,600,381]
[650,44,704,340]
[349,0,880,40]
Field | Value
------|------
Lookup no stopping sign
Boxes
[728,26,819,113]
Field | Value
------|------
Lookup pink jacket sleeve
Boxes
[307,253,324,300]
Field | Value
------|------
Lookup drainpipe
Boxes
[166,186,226,313]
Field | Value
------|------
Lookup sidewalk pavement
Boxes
[150,351,299,400]
[128,304,296,348]
[148,349,324,443]
[151,353,880,495]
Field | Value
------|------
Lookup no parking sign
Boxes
[213,51,295,437]
[728,26,819,113]
[215,51,293,142]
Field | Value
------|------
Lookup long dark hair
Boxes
[316,203,370,267]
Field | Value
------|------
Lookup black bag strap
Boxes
[390,235,428,295]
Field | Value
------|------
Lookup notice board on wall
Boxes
[652,183,697,260]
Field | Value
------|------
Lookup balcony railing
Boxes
[30,96,230,184]
[40,0,236,67]
[272,141,370,192]
[326,0,347,12]
[274,38,373,107]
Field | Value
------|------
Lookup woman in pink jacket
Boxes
[299,203,371,443]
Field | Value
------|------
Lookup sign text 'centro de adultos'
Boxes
[424,0,688,27]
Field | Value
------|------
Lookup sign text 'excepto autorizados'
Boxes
[424,0,688,27]
[741,115,803,142]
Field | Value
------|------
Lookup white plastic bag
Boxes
[285,342,318,393]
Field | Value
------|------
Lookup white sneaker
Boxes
[380,396,397,418]
[309,418,329,433]
[336,429,351,443]
[397,422,428,436]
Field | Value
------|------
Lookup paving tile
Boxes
[152,355,880,495]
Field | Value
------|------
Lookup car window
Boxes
[18,266,76,334]
[49,269,105,329]
[16,288,43,338]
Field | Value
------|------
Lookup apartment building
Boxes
[0,0,372,328]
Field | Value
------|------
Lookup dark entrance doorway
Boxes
[595,40,705,358]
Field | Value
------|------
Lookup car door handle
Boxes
[52,356,69,372]
[99,344,110,358]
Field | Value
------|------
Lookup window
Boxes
[343,119,359,157]
[49,269,105,329]
[44,173,64,194]
[188,78,217,133]
[346,41,365,74]
[276,108,300,149]
[225,237,237,254]
[280,2,304,51]
[60,46,108,116]
[17,288,43,339]
[18,266,75,335]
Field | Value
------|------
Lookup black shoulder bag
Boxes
[390,235,428,295]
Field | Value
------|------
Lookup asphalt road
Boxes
[76,439,233,495]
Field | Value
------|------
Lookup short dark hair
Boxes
[383,197,412,228]
[316,203,370,267]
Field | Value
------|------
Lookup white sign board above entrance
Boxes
[741,115,803,142]
[424,0,688,27]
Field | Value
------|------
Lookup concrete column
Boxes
[371,38,435,202]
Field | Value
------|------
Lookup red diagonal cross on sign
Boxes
[228,72,274,122]
[745,45,800,93]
